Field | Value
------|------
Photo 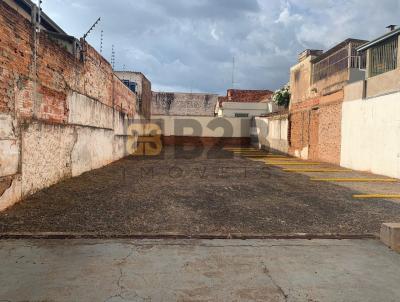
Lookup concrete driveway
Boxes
[0,238,400,302]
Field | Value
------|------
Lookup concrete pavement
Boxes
[0,239,400,302]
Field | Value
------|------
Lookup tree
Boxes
[272,84,291,108]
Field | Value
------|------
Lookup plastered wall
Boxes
[341,92,400,178]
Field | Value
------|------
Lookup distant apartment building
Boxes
[289,39,368,164]
[216,89,275,118]
[341,26,400,178]
[115,71,152,119]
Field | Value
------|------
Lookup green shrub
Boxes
[272,84,291,108]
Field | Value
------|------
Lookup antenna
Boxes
[100,30,104,54]
[111,45,115,70]
[231,56,235,88]
[83,17,101,41]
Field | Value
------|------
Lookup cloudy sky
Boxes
[42,0,400,94]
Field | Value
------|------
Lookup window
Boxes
[235,113,249,118]
[129,82,137,93]
[369,36,398,77]
[122,80,137,93]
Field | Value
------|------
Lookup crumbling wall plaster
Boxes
[0,1,138,210]
[152,92,218,116]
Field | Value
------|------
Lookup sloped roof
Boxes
[226,89,273,103]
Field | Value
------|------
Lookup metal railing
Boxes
[312,42,366,83]
[369,36,398,77]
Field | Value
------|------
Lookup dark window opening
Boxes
[122,80,137,93]
[235,113,249,118]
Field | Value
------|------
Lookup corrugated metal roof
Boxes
[311,38,368,64]
[357,28,400,52]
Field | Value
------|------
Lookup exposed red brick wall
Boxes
[317,102,342,164]
[289,90,343,163]
[289,111,310,155]
[113,74,136,117]
[225,89,273,103]
[0,1,136,123]
[308,110,319,160]
[0,1,32,114]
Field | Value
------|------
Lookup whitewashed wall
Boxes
[341,92,400,178]
[254,114,289,153]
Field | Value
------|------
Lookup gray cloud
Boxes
[42,0,400,94]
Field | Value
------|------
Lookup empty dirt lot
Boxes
[0,147,399,236]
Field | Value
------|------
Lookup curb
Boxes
[0,232,378,240]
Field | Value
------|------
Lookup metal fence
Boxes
[369,36,398,77]
[312,42,366,83]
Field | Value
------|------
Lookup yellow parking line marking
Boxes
[234,153,272,155]
[224,149,258,151]
[233,152,271,154]
[263,158,305,161]
[224,147,257,149]
[239,153,283,155]
[283,169,350,173]
[266,162,321,166]
[232,150,269,152]
[241,155,284,158]
[312,178,398,183]
[353,194,400,199]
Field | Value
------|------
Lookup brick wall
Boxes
[289,91,343,163]
[0,1,138,210]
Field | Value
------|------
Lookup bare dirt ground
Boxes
[0,147,400,235]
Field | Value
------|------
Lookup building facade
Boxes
[115,71,152,119]
[341,27,400,178]
[216,89,274,118]
[289,39,367,164]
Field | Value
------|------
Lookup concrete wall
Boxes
[366,68,400,98]
[152,92,218,116]
[0,1,138,211]
[254,114,289,153]
[218,102,282,118]
[341,91,400,178]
